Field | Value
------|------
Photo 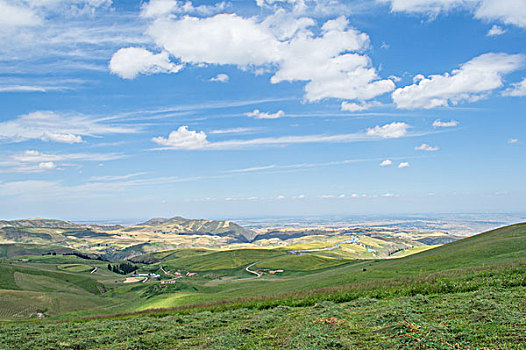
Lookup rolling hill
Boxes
[0,222,523,349]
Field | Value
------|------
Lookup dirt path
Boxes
[90,267,97,274]
[245,260,263,277]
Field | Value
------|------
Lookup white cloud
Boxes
[141,0,228,18]
[380,159,392,166]
[487,24,506,36]
[508,138,519,144]
[381,0,526,28]
[151,125,209,150]
[246,109,285,119]
[296,194,305,199]
[153,121,413,150]
[276,195,285,199]
[366,122,409,138]
[415,143,439,151]
[474,0,526,28]
[392,53,524,109]
[321,194,335,199]
[117,11,394,103]
[379,0,465,16]
[0,85,47,92]
[0,111,137,144]
[10,150,124,163]
[382,193,395,197]
[210,73,229,82]
[38,162,56,170]
[433,119,458,128]
[209,127,258,135]
[502,78,526,96]
[398,161,410,168]
[341,102,367,112]
[0,0,42,27]
[341,101,381,111]
[109,47,182,79]
[0,150,124,174]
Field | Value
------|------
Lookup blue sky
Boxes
[0,0,525,221]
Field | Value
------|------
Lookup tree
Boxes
[107,264,112,271]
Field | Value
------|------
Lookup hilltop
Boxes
[130,216,258,242]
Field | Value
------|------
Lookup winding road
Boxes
[245,260,264,277]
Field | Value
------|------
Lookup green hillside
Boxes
[0,224,526,349]
[0,223,523,326]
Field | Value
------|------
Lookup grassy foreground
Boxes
[0,263,524,349]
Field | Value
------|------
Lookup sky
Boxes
[0,0,525,221]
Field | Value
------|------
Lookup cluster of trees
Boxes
[107,262,138,275]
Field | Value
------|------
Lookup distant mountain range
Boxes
[0,216,257,243]
[129,216,257,242]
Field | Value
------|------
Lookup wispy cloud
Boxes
[0,111,139,144]
[152,122,413,150]
[209,127,260,135]
[0,150,126,174]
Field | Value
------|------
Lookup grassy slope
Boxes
[0,223,524,320]
[1,264,524,349]
[133,223,526,308]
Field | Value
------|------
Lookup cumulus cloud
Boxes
[0,111,137,144]
[392,53,524,109]
[415,143,439,151]
[246,109,285,119]
[380,159,392,166]
[109,47,182,79]
[210,73,229,82]
[341,102,369,112]
[381,0,526,28]
[502,78,526,96]
[366,122,409,138]
[152,125,209,150]
[487,24,506,36]
[433,119,458,128]
[114,8,394,103]
[474,0,526,28]
[152,121,413,150]
[508,138,519,144]
[398,161,410,168]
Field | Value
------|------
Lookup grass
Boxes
[160,248,284,272]
[0,264,524,349]
[56,264,94,273]
[253,254,350,271]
